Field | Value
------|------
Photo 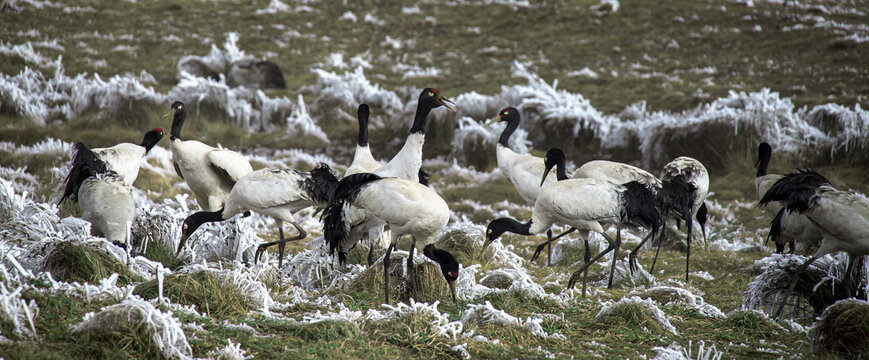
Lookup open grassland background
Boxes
[1,0,869,358]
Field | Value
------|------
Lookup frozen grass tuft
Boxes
[595,296,678,335]
[809,298,869,358]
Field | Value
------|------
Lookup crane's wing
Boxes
[207,149,253,185]
[232,169,311,210]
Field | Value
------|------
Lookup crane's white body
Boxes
[354,178,449,246]
[78,173,135,244]
[662,156,709,219]
[804,186,869,257]
[345,145,382,176]
[572,160,661,190]
[93,143,148,187]
[496,143,555,204]
[170,138,253,212]
[530,178,623,235]
[223,168,321,222]
[756,174,823,253]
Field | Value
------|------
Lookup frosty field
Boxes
[1,0,869,359]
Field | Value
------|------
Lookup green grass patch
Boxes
[134,271,250,319]
[42,242,143,285]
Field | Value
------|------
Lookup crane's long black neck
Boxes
[756,145,771,177]
[170,110,186,141]
[496,218,533,236]
[423,244,459,278]
[409,104,434,135]
[498,118,520,147]
[357,115,369,147]
[553,154,568,181]
[186,208,225,233]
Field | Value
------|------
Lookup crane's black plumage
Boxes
[302,163,340,204]
[759,169,830,213]
[169,101,186,141]
[59,142,110,205]
[756,142,772,177]
[497,107,521,147]
[621,181,663,234]
[322,172,384,262]
[140,129,164,153]
[658,177,696,223]
[418,169,431,187]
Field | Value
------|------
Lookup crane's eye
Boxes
[428,92,434,97]
[183,224,188,229]
[502,111,508,115]
[177,105,182,109]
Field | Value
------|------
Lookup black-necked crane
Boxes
[92,128,164,187]
[344,89,454,265]
[226,58,286,89]
[530,148,663,266]
[759,169,869,317]
[323,173,458,303]
[483,153,661,297]
[176,164,338,267]
[755,142,824,254]
[59,143,136,248]
[344,104,382,176]
[165,101,254,212]
[629,156,709,281]
[485,107,555,205]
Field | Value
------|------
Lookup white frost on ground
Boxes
[461,300,567,340]
[595,296,678,335]
[652,340,723,360]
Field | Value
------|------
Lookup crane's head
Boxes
[164,101,185,118]
[542,147,566,185]
[484,107,519,126]
[423,244,460,303]
[141,128,164,153]
[420,88,455,112]
[176,209,222,255]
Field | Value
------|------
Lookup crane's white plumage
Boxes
[79,173,135,244]
[324,173,458,303]
[92,128,164,186]
[166,101,253,212]
[572,160,662,190]
[179,164,338,267]
[59,143,136,246]
[487,107,555,204]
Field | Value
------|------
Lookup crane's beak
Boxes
[435,95,456,112]
[483,117,500,126]
[163,109,176,119]
[176,233,189,255]
[541,164,554,187]
[448,280,457,304]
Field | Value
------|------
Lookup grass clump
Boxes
[723,310,780,339]
[42,242,143,285]
[345,253,451,305]
[133,271,250,319]
[810,299,869,358]
[594,296,676,335]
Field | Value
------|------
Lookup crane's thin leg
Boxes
[255,221,308,267]
[367,235,376,266]
[685,219,693,282]
[629,230,655,274]
[407,237,418,300]
[567,232,618,290]
[531,228,576,263]
[607,228,622,289]
[650,219,667,273]
[384,236,399,304]
[582,237,590,298]
[774,255,821,318]
[843,255,857,298]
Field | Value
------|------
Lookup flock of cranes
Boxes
[57,88,869,317]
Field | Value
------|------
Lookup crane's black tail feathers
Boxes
[306,163,339,204]
[621,181,663,236]
[58,142,109,205]
[658,176,696,223]
[758,169,830,213]
[322,173,383,262]
[768,207,785,252]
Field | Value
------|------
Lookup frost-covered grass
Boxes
[2,0,868,358]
